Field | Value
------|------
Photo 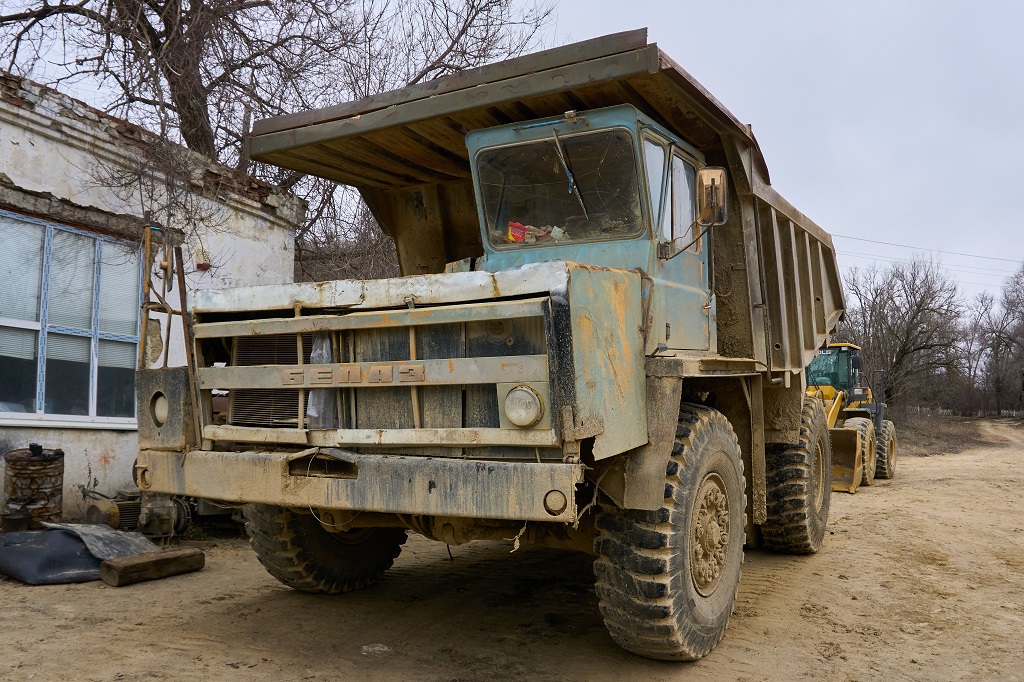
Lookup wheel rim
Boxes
[690,472,730,597]
[812,438,826,513]
[865,433,877,482]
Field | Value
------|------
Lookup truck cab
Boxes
[468,104,719,353]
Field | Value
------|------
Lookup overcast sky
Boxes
[553,0,1023,300]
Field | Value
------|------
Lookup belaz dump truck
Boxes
[805,342,897,492]
[135,30,846,660]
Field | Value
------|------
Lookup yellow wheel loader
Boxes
[805,343,897,493]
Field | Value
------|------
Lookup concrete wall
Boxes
[0,73,303,519]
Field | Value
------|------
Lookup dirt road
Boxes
[2,420,1022,681]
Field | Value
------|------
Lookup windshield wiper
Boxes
[552,130,589,220]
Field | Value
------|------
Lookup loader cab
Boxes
[467,104,728,352]
[806,343,863,394]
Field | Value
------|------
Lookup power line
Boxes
[837,251,1014,278]
[832,233,1024,264]
[838,265,997,289]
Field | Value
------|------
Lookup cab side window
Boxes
[672,154,699,252]
[642,138,669,240]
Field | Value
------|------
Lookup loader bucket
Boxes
[829,428,862,494]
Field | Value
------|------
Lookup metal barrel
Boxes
[2,443,65,529]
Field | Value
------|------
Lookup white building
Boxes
[0,72,303,519]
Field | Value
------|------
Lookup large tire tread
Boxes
[244,504,406,594]
[844,417,877,486]
[762,397,832,555]
[875,420,897,479]
[593,404,745,661]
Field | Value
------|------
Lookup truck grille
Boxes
[223,318,546,440]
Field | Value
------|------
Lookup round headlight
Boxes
[150,392,169,427]
[504,385,543,428]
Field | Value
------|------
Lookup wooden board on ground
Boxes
[100,547,205,587]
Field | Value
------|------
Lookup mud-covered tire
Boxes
[762,397,832,554]
[875,420,897,479]
[844,417,877,486]
[593,403,745,661]
[244,504,406,593]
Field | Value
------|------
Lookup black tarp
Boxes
[0,524,157,585]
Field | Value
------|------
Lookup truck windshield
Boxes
[806,348,850,390]
[477,128,643,247]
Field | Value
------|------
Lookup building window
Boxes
[0,210,141,423]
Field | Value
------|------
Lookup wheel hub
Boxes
[690,473,730,597]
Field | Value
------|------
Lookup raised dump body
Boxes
[136,29,845,660]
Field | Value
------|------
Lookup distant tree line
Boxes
[839,256,1024,417]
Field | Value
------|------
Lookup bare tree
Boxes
[0,0,555,278]
[979,262,1024,415]
[841,257,963,408]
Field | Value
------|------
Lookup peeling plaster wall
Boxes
[0,428,137,521]
[0,74,302,519]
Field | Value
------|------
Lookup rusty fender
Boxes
[136,448,585,523]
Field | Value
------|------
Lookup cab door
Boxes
[647,146,711,352]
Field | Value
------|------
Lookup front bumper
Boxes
[136,448,585,523]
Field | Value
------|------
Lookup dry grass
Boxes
[897,414,989,457]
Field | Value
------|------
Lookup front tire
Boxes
[844,417,877,486]
[244,504,406,593]
[875,420,897,479]
[593,404,745,661]
[762,397,832,554]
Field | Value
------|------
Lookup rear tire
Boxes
[844,417,877,486]
[593,404,745,661]
[244,504,406,593]
[761,397,832,554]
[875,420,897,479]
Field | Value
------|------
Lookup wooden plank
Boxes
[205,424,310,444]
[194,297,546,339]
[323,137,461,184]
[302,142,418,186]
[388,183,450,275]
[251,29,648,135]
[339,428,558,447]
[202,424,557,447]
[254,151,395,189]
[354,327,414,430]
[100,548,205,587]
[411,322,463,456]
[250,47,660,159]
[365,128,470,178]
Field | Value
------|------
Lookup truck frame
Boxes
[135,29,846,660]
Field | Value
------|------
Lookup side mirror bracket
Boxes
[696,167,728,227]
[658,166,729,260]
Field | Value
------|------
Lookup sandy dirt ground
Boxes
[2,419,1022,682]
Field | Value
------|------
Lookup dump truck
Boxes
[805,342,897,492]
[135,29,846,660]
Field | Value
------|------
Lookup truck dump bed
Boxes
[249,28,843,378]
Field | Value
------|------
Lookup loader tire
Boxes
[762,397,831,554]
[244,504,406,594]
[875,420,897,479]
[593,404,745,661]
[844,417,877,486]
